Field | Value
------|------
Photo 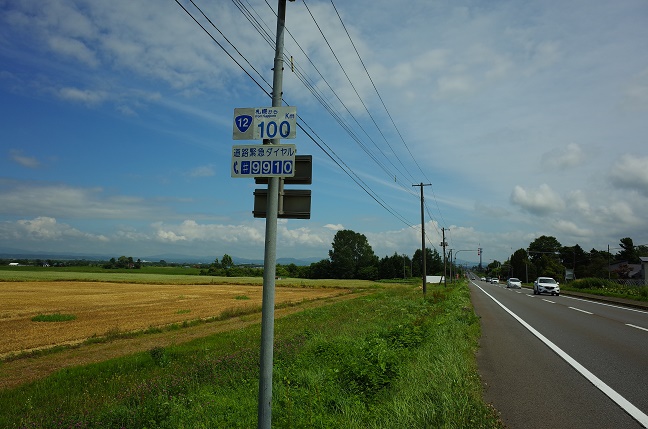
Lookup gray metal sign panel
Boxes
[233,106,297,140]
[253,189,311,219]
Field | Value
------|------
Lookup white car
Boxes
[490,277,499,284]
[506,278,522,289]
[533,277,560,296]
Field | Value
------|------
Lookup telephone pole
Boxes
[413,183,431,294]
[441,227,448,287]
[258,1,290,427]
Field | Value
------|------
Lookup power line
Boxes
[176,0,424,231]
[301,0,415,186]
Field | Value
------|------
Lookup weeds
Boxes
[30,313,76,322]
[0,283,503,428]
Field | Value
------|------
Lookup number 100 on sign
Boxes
[233,106,297,140]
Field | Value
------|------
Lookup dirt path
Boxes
[0,293,360,390]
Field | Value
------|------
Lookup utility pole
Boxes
[258,1,290,427]
[448,249,453,283]
[413,183,431,294]
[441,227,448,287]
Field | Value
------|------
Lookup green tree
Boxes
[328,230,378,279]
[581,248,611,278]
[411,248,443,277]
[528,235,562,263]
[221,254,234,269]
[510,249,529,281]
[617,237,639,264]
[308,259,332,279]
[117,256,129,269]
[560,245,586,279]
[378,252,408,279]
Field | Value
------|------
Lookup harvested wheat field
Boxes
[0,281,349,359]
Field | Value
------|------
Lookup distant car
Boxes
[506,278,522,289]
[485,277,491,283]
[480,277,486,281]
[490,278,499,284]
[533,277,560,296]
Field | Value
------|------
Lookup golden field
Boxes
[0,281,348,358]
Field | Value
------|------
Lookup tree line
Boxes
[485,236,648,282]
[197,229,446,281]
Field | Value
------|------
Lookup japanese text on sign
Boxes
[231,144,296,178]
[233,106,297,140]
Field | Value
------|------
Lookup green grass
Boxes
[30,313,77,322]
[562,278,648,302]
[0,282,502,428]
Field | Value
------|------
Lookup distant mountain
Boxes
[0,247,324,267]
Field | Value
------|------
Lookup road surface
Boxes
[470,278,648,428]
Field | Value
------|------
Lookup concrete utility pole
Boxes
[441,227,448,287]
[413,183,431,294]
[258,1,290,427]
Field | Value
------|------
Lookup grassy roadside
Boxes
[0,282,502,428]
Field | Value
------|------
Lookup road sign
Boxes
[233,106,297,140]
[231,144,296,178]
[255,155,312,185]
[253,189,311,219]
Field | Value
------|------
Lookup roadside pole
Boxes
[413,183,431,294]
[258,1,288,427]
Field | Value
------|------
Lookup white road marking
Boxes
[626,324,648,333]
[564,295,648,315]
[471,281,648,427]
[542,299,556,304]
[569,307,593,315]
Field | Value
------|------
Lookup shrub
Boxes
[31,313,76,322]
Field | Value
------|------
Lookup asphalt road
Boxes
[470,278,648,429]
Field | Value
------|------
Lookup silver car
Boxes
[506,278,522,289]
[533,277,560,296]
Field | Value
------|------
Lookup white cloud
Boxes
[541,143,585,169]
[0,183,168,220]
[48,36,98,67]
[1,216,108,242]
[58,87,107,105]
[323,224,345,231]
[551,219,592,238]
[10,150,40,168]
[187,165,216,178]
[622,68,648,110]
[510,184,565,215]
[609,155,648,197]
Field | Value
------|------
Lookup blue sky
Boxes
[1,0,647,265]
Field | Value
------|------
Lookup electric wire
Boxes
[258,0,419,200]
[301,0,414,186]
[328,0,419,184]
[177,1,433,238]
[329,0,448,229]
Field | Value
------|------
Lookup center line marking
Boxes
[569,306,593,315]
[542,299,556,304]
